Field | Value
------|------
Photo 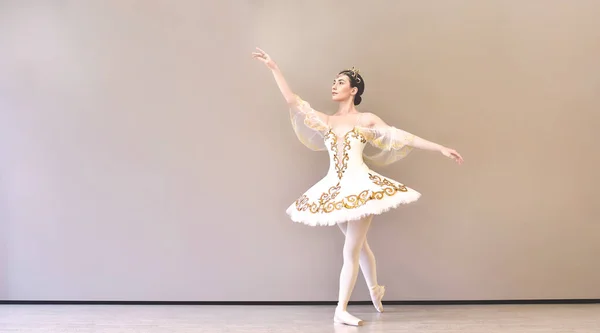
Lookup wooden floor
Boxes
[1,303,599,332]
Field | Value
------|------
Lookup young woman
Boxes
[252,47,463,326]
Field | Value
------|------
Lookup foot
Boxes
[334,307,364,326]
[369,285,385,312]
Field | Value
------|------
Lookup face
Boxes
[331,74,357,103]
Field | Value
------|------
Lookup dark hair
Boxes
[338,68,365,105]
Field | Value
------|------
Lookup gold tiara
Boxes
[344,66,361,83]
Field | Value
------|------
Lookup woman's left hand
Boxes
[441,147,464,165]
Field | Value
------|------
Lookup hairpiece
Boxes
[344,66,362,83]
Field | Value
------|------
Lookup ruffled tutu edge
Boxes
[286,190,421,227]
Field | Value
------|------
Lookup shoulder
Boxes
[358,112,386,127]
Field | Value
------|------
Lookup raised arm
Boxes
[252,47,297,105]
[252,47,329,151]
[361,112,464,165]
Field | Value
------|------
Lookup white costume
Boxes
[286,95,421,226]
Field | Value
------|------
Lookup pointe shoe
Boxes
[333,307,364,326]
[369,285,385,313]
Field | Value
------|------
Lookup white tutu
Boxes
[285,96,421,226]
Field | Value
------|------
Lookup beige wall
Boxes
[1,0,599,301]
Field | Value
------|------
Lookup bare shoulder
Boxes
[359,112,385,127]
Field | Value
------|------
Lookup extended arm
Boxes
[367,113,439,150]
[269,64,296,105]
[405,132,444,152]
[252,48,295,104]
[252,48,329,121]
[252,47,329,151]
[363,113,464,164]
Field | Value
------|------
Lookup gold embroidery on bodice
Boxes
[327,127,367,180]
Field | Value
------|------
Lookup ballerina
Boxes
[252,47,463,326]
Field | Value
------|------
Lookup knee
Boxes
[343,243,362,262]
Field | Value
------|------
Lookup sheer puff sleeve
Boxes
[289,95,329,151]
[357,123,416,166]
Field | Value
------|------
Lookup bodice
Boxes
[324,127,369,180]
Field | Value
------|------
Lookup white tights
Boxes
[338,215,378,300]
[334,215,384,325]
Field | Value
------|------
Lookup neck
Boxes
[336,99,357,115]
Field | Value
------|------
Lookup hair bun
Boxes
[354,95,362,106]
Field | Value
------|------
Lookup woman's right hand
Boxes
[252,47,277,70]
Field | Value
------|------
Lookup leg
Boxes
[338,217,386,312]
[334,216,372,326]
[337,219,379,289]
